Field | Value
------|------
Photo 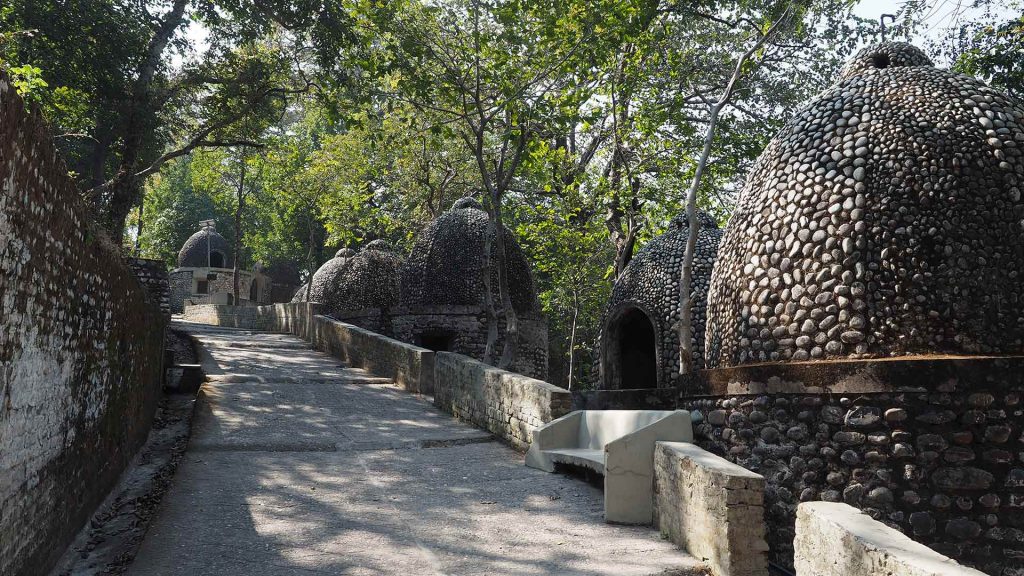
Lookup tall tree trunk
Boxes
[104,173,141,246]
[305,211,315,302]
[481,212,499,365]
[567,288,579,390]
[100,0,188,241]
[134,195,144,256]
[491,192,519,370]
[233,150,247,305]
[678,9,790,377]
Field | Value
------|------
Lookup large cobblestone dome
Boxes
[330,241,403,311]
[293,244,402,312]
[177,225,233,268]
[292,248,355,304]
[600,211,722,388]
[706,42,1024,368]
[400,198,540,314]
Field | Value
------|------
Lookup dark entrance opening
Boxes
[209,251,225,268]
[249,280,258,301]
[613,307,657,389]
[418,332,455,352]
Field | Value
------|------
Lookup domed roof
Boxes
[400,198,540,314]
[705,42,1024,368]
[293,243,402,312]
[603,211,722,379]
[177,223,233,268]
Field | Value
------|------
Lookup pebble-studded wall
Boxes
[679,357,1024,575]
[0,74,167,576]
[598,211,722,389]
[330,241,403,312]
[293,247,356,304]
[126,257,171,317]
[705,42,1024,368]
[400,197,541,315]
[395,198,548,379]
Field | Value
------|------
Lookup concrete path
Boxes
[128,322,705,576]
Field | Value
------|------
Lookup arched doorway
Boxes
[605,306,658,389]
[249,279,258,302]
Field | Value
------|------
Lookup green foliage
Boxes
[138,157,236,267]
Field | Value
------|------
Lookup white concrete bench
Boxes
[525,410,692,524]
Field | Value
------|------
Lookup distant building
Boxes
[169,221,293,313]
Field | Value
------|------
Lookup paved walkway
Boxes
[128,322,704,576]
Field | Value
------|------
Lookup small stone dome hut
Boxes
[395,198,548,379]
[293,243,402,314]
[705,41,1024,368]
[293,248,356,304]
[177,223,233,268]
[599,211,722,390]
[400,197,540,314]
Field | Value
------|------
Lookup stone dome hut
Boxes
[177,223,233,268]
[400,197,540,314]
[292,248,356,304]
[394,198,548,379]
[168,221,281,312]
[599,211,722,390]
[331,241,402,311]
[705,41,1024,368]
[292,243,402,314]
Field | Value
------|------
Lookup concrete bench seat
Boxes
[526,409,692,524]
[542,448,605,473]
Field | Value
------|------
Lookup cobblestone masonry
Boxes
[678,376,1024,575]
[0,74,166,576]
[176,223,233,268]
[706,42,1024,367]
[654,442,769,576]
[599,210,722,388]
[292,242,402,314]
[390,305,549,380]
[126,257,170,317]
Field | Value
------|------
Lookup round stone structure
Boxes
[705,42,1024,368]
[293,244,402,314]
[400,197,540,314]
[599,211,722,389]
[292,248,356,304]
[394,197,548,379]
[177,224,233,268]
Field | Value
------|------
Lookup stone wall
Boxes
[169,269,193,313]
[1,74,166,576]
[653,441,768,576]
[794,502,986,575]
[310,316,435,394]
[182,302,320,339]
[391,305,548,380]
[679,360,1024,575]
[433,352,571,450]
[126,257,170,317]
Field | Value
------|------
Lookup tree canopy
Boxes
[3,0,1021,385]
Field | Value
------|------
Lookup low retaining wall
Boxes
[654,442,768,576]
[182,302,319,338]
[1,73,166,575]
[794,502,986,575]
[433,352,571,450]
[310,316,434,394]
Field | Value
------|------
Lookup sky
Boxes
[853,0,1000,42]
